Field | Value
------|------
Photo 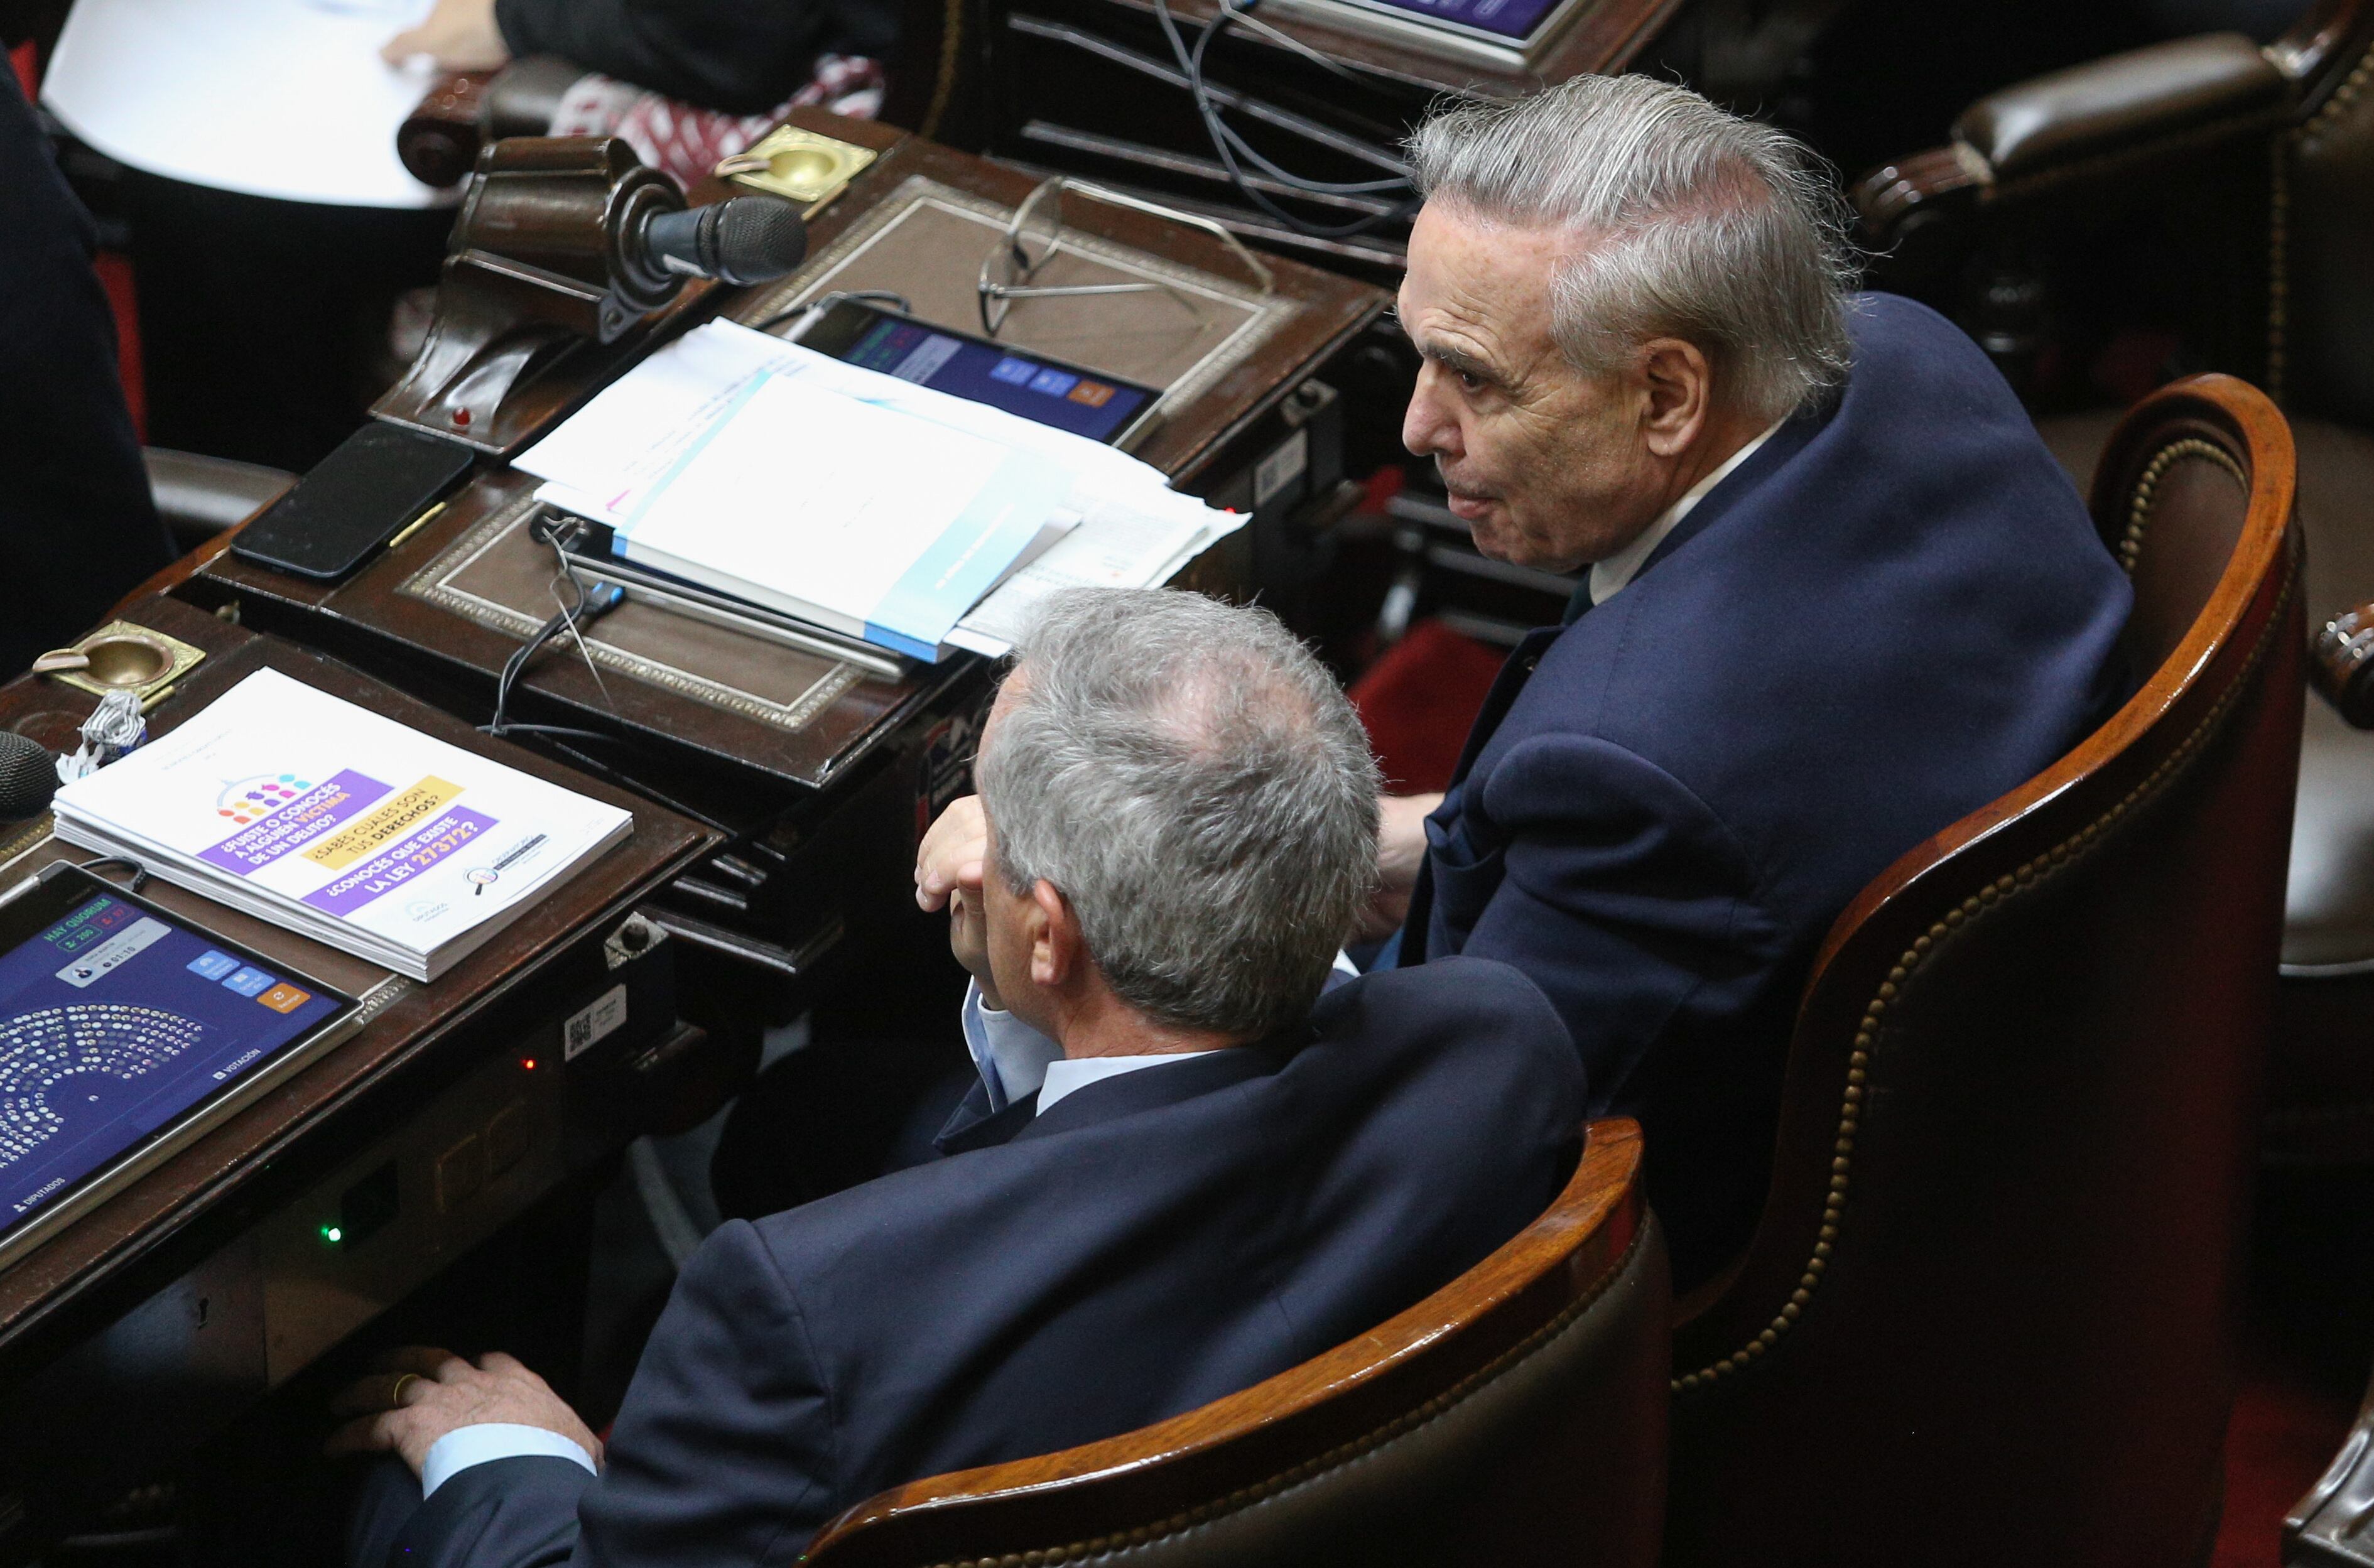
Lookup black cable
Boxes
[482,551,629,743]
[1147,0,1421,241]
[752,289,918,336]
[76,855,150,894]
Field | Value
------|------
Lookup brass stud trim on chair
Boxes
[931,1221,1656,1568]
[2272,32,2374,402]
[1672,477,2294,1398]
[2119,440,2248,574]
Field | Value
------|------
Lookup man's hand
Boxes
[1359,792,1444,940]
[916,796,987,913]
[327,1348,600,1478]
[381,0,510,71]
[948,885,1003,1011]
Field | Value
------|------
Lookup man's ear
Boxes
[1027,880,1080,989]
[1637,337,1713,458]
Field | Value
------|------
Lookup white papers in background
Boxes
[52,671,633,981]
[41,0,456,208]
[518,322,1246,658]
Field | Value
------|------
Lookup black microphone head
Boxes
[709,196,806,286]
[0,733,56,819]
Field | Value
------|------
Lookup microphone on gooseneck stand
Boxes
[636,197,808,288]
[0,733,57,821]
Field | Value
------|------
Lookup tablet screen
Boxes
[0,876,348,1229]
[808,305,1156,445]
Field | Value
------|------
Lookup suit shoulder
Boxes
[1321,958,1572,1049]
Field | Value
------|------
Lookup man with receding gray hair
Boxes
[337,587,1584,1568]
[1365,75,2134,1287]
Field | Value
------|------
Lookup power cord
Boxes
[752,289,918,337]
[482,518,629,746]
[1149,0,1421,241]
[75,856,152,894]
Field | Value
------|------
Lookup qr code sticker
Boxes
[565,985,630,1061]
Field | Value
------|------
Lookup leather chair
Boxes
[1854,0,2374,1160]
[1664,376,2304,1567]
[801,1118,1669,1568]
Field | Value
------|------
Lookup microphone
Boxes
[636,197,808,288]
[0,733,57,820]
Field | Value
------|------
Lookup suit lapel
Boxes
[1399,408,1828,968]
[933,1089,1041,1155]
[1399,624,1561,964]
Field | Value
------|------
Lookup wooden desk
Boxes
[0,593,716,1559]
[178,111,1387,1012]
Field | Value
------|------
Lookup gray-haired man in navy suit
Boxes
[1374,78,2132,1289]
[332,588,1586,1567]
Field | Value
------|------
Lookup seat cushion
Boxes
[2040,408,2374,969]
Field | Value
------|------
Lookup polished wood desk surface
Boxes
[190,109,1388,796]
[0,590,715,1374]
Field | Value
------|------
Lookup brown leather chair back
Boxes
[1853,0,2374,416]
[1662,375,2304,1568]
[2285,3,2374,426]
[803,1118,1670,1568]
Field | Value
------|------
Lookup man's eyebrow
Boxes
[1418,338,1507,387]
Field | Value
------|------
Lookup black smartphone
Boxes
[789,298,1163,447]
[230,423,477,581]
[0,863,361,1271]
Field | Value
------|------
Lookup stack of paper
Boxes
[53,671,634,981]
[518,322,1245,661]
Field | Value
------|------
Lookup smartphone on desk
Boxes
[789,298,1164,448]
[230,422,477,582]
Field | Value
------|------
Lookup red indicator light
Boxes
[520,1057,537,1071]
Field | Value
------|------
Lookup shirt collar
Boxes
[1587,417,1786,607]
[1038,1051,1219,1114]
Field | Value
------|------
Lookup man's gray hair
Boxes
[1408,75,1856,421]
[975,587,1381,1038]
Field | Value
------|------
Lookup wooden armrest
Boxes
[1954,32,2287,181]
[2312,605,2374,728]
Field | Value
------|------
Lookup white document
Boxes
[608,372,1076,659]
[42,0,454,208]
[519,322,1238,660]
[53,670,633,980]
[947,495,1242,657]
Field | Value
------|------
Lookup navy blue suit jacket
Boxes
[1402,293,2132,1289]
[0,66,172,679]
[376,958,1585,1567]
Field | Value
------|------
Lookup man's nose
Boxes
[1402,370,1459,459]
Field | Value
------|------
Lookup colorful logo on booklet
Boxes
[198,771,499,917]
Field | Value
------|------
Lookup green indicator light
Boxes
[322,1225,343,1243]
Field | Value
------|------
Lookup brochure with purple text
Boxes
[51,669,632,980]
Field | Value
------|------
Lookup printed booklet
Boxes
[51,669,633,980]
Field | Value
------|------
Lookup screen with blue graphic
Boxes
[1345,0,1559,40]
[835,316,1153,443]
[0,882,345,1232]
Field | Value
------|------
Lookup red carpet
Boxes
[2216,1344,2355,1567]
[1348,617,1507,794]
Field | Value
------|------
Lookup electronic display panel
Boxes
[0,867,355,1257]
[798,302,1159,445]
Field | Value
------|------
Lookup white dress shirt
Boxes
[960,981,1212,1113]
[1587,418,1786,607]
[420,1422,597,1497]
